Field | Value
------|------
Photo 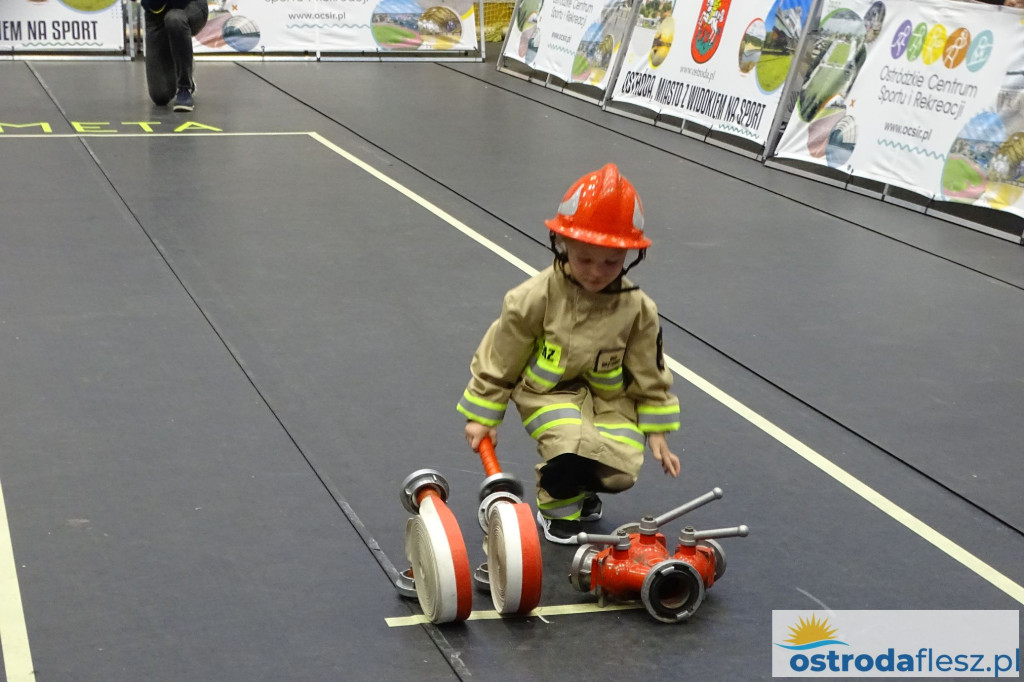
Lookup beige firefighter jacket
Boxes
[457,265,680,474]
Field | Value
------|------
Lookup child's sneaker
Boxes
[536,509,581,544]
[580,493,603,522]
[173,88,194,112]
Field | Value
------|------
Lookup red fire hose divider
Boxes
[568,487,748,623]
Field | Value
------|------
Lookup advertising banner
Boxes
[773,0,1024,219]
[608,0,815,145]
[772,611,1019,678]
[0,0,125,53]
[500,0,635,92]
[193,0,478,55]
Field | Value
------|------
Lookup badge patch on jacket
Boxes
[539,339,562,365]
[594,348,625,372]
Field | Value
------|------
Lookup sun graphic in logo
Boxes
[777,614,848,650]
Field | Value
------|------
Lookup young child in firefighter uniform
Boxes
[458,163,681,544]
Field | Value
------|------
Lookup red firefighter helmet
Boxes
[545,163,651,249]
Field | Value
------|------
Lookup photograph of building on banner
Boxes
[501,0,633,91]
[773,0,1024,220]
[0,0,125,53]
[193,0,478,55]
[608,0,814,146]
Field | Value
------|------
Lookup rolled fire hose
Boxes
[404,481,473,623]
[477,437,543,614]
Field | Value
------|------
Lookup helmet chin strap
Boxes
[622,249,646,276]
[549,232,568,265]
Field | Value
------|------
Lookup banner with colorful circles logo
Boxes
[193,0,478,55]
[773,0,1024,218]
[500,0,634,92]
[608,0,815,146]
[0,0,124,52]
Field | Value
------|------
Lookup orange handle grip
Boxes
[478,436,502,477]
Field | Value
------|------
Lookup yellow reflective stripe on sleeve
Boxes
[456,390,507,426]
[586,368,623,391]
[637,404,680,432]
[639,423,680,433]
[637,404,680,415]
[526,362,560,388]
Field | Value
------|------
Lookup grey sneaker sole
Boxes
[535,510,580,545]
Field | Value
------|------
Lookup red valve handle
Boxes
[478,436,502,477]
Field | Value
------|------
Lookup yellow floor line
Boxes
[387,601,642,627]
[0,132,313,138]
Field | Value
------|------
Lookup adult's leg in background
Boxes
[165,1,209,91]
[144,10,175,105]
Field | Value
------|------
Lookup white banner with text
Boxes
[773,0,1024,219]
[500,0,635,92]
[193,0,478,54]
[608,0,815,145]
[0,0,124,53]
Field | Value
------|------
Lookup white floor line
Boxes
[0,478,35,681]
[667,358,1024,605]
[308,132,540,277]
[307,132,1024,608]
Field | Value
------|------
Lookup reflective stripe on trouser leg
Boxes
[516,386,644,504]
[522,403,582,439]
[537,493,584,520]
[595,422,645,451]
